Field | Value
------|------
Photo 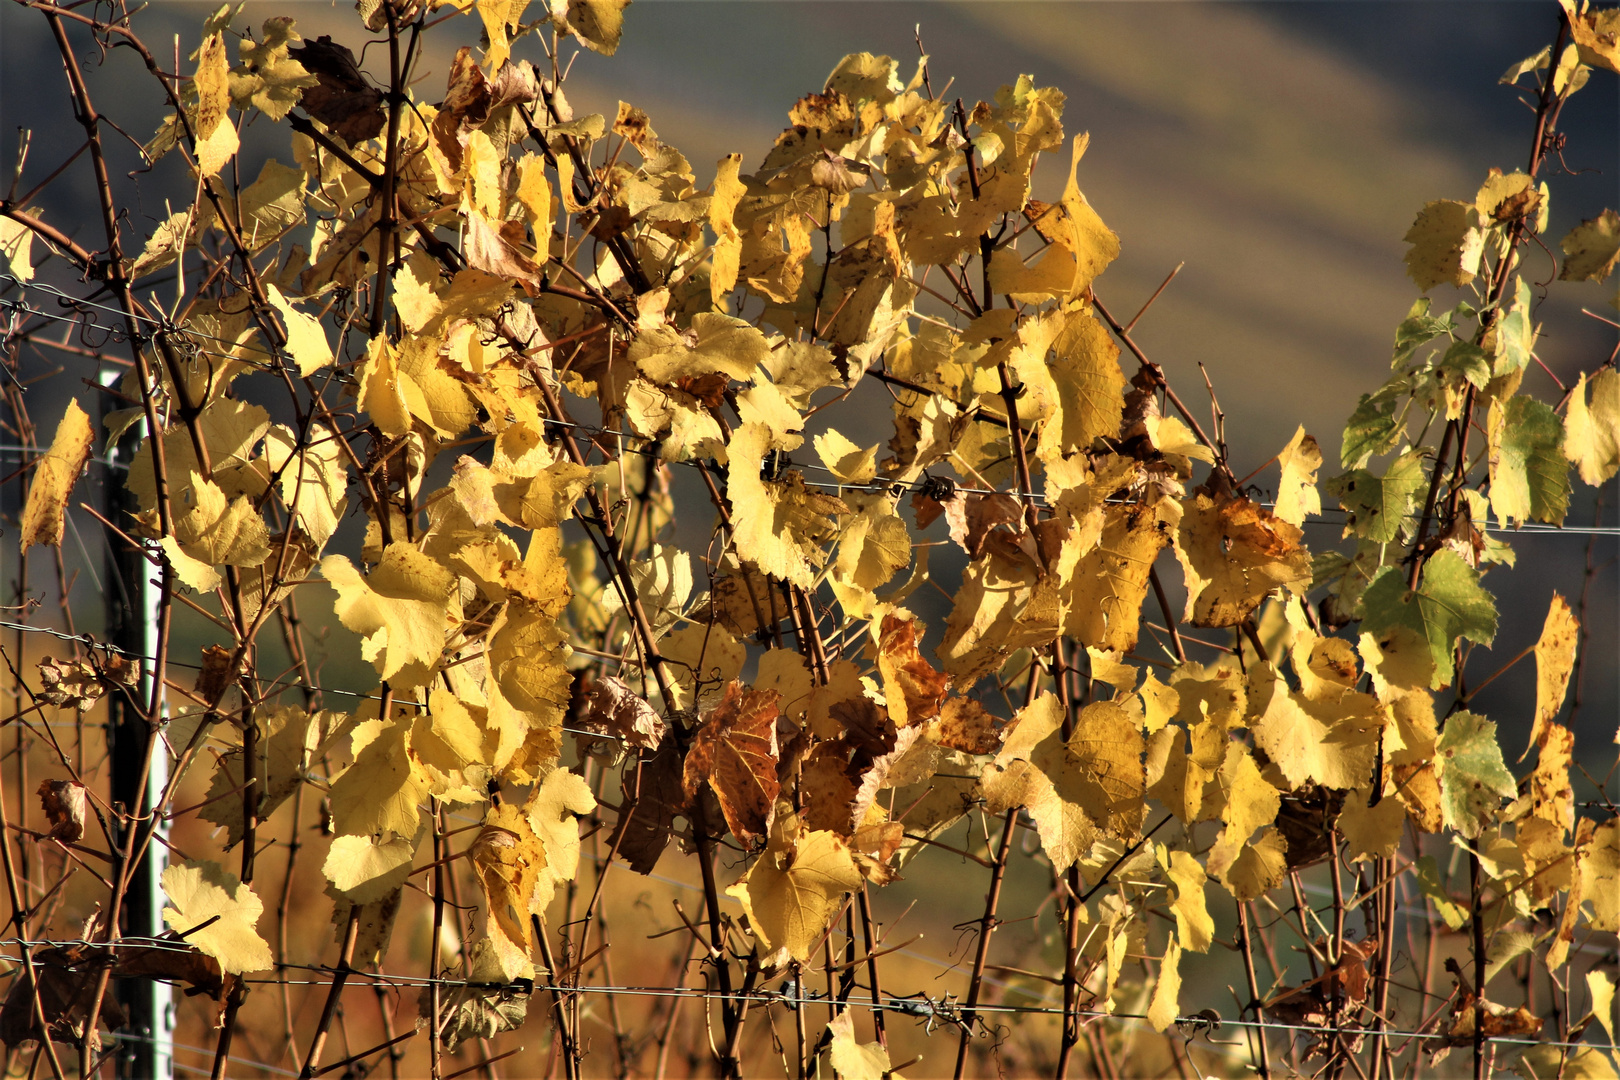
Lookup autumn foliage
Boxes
[0,1,1618,1078]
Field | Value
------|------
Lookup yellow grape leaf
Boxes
[1564,0,1620,72]
[1246,670,1381,791]
[1337,786,1405,862]
[1529,593,1579,752]
[683,681,781,845]
[1207,744,1282,896]
[160,479,272,592]
[514,152,553,235]
[1174,491,1311,628]
[709,153,746,304]
[329,714,431,839]
[411,687,497,803]
[322,543,456,682]
[1145,726,1205,824]
[726,811,863,962]
[161,860,273,974]
[324,832,419,905]
[1157,846,1214,953]
[814,429,877,485]
[392,261,443,335]
[357,334,412,438]
[984,695,1141,872]
[230,18,316,121]
[450,453,593,532]
[1040,306,1126,459]
[727,423,848,588]
[1559,209,1620,282]
[263,422,348,547]
[471,802,547,977]
[526,768,596,912]
[1588,970,1616,1046]
[1036,700,1145,839]
[1146,936,1182,1033]
[235,158,307,252]
[1275,426,1323,526]
[987,135,1119,303]
[756,648,814,722]
[20,400,93,550]
[828,493,911,620]
[939,545,1057,685]
[1565,369,1620,486]
[561,0,629,55]
[1403,199,1484,292]
[0,212,35,281]
[192,32,239,177]
[126,401,270,514]
[1220,827,1288,902]
[657,622,745,711]
[824,1012,897,1080]
[634,312,770,385]
[1581,820,1618,933]
[1061,497,1175,652]
[1087,648,1139,696]
[1527,722,1576,837]
[201,704,316,846]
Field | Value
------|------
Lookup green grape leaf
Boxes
[1391,297,1454,368]
[1434,712,1516,839]
[1341,394,1402,470]
[1493,278,1535,377]
[1488,395,1570,527]
[1324,450,1425,543]
[1438,340,1492,391]
[1360,552,1497,690]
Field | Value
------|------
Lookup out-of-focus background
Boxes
[1,3,1616,1076]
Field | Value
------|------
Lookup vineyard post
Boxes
[102,369,173,1080]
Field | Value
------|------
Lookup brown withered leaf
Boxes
[682,681,781,846]
[876,614,949,727]
[580,676,666,752]
[800,741,858,835]
[1175,489,1311,628]
[464,210,542,286]
[1440,958,1544,1046]
[487,60,539,109]
[287,37,386,144]
[608,741,686,875]
[935,697,1003,756]
[37,780,87,844]
[1325,936,1379,1008]
[430,47,490,172]
[0,946,124,1049]
[36,656,102,711]
[944,492,1024,558]
[194,644,237,705]
[1275,787,1347,870]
